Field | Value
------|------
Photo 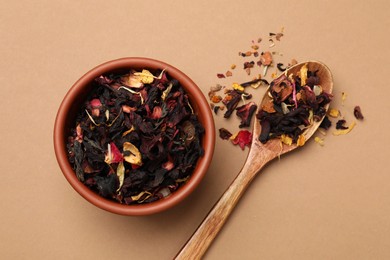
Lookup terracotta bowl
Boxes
[53,57,215,215]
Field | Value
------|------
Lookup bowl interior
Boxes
[54,57,215,215]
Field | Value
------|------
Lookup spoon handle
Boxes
[175,151,269,259]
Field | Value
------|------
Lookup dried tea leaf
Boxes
[123,142,143,166]
[219,128,233,140]
[118,86,144,104]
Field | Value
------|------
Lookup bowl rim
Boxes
[53,57,215,215]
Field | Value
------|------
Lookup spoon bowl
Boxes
[175,61,333,259]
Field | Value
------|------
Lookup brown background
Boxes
[1,1,389,259]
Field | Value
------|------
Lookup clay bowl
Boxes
[53,57,215,215]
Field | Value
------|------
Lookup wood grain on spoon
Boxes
[175,61,334,260]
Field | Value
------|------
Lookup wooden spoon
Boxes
[175,61,333,259]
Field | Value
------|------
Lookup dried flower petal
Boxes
[336,119,349,130]
[280,134,293,145]
[116,161,125,192]
[123,142,143,166]
[353,106,364,120]
[232,83,244,92]
[231,130,252,150]
[131,191,152,202]
[328,108,340,118]
[333,121,356,136]
[314,136,325,146]
[260,51,273,66]
[104,142,123,164]
[341,92,347,105]
[235,102,258,128]
[211,95,222,103]
[219,128,233,140]
[133,69,154,84]
[296,134,306,146]
[217,73,226,78]
[262,100,276,113]
[300,63,308,86]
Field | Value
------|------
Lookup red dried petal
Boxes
[231,130,252,150]
[90,98,102,108]
[109,142,123,163]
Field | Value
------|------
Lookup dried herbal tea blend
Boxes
[67,69,204,204]
[256,63,332,144]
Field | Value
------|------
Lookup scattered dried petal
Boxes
[231,130,252,150]
[314,136,325,146]
[217,73,226,78]
[336,119,349,130]
[260,51,273,66]
[211,95,222,103]
[219,128,233,140]
[226,71,233,77]
[235,102,258,128]
[232,83,244,92]
[353,106,364,120]
[341,92,347,105]
[333,121,356,136]
[328,108,340,118]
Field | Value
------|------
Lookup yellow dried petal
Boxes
[342,92,347,105]
[300,63,308,86]
[333,121,356,136]
[123,142,143,166]
[134,69,154,84]
[328,108,340,118]
[280,134,293,145]
[314,136,325,146]
[296,134,306,146]
[232,83,244,92]
[131,191,152,202]
[122,126,135,137]
[116,161,125,192]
